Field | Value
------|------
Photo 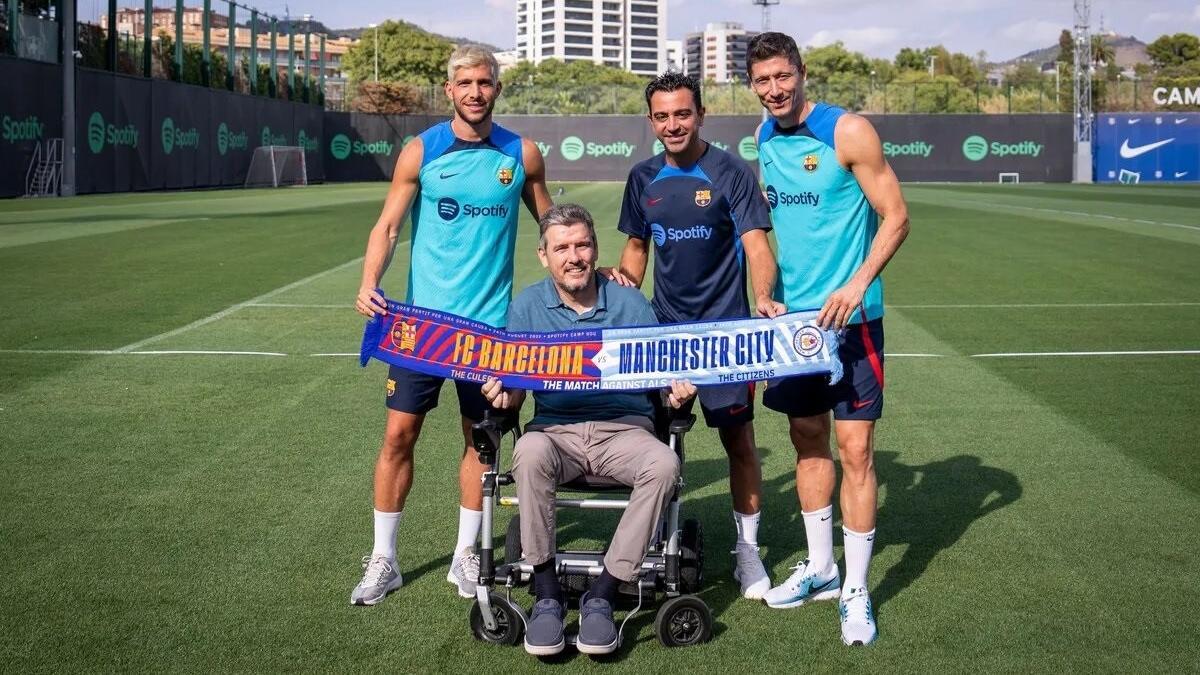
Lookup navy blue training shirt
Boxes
[618,143,772,323]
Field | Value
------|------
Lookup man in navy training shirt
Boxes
[616,72,784,600]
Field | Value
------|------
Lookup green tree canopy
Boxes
[894,46,930,72]
[1147,33,1200,68]
[803,41,871,83]
[342,20,454,85]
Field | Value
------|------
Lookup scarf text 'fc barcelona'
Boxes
[360,298,843,391]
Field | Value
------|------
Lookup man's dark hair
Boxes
[644,72,703,111]
[746,32,804,78]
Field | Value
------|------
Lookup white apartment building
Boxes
[684,21,758,83]
[515,0,666,77]
[665,39,683,72]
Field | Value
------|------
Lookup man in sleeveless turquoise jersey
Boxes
[350,45,553,606]
[748,33,910,646]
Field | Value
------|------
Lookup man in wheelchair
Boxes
[480,203,697,656]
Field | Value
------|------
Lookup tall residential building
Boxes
[665,39,683,73]
[515,0,666,77]
[683,21,758,83]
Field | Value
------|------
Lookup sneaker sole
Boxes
[577,635,619,656]
[736,575,771,600]
[524,638,566,656]
[350,577,403,606]
[764,587,841,609]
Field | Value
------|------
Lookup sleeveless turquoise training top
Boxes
[408,121,525,328]
[758,102,883,324]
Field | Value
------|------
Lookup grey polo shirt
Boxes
[507,274,658,427]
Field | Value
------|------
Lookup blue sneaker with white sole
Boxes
[762,558,841,609]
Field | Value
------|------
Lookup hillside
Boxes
[1004,33,1149,68]
[329,21,499,52]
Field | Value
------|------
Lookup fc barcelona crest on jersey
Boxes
[694,189,712,207]
[803,154,819,172]
[497,168,514,185]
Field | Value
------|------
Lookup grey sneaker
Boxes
[523,598,566,656]
[576,592,618,655]
[447,547,480,598]
[732,543,771,599]
[350,555,402,606]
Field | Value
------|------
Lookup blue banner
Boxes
[1095,113,1200,183]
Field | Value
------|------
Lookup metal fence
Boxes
[333,78,1200,115]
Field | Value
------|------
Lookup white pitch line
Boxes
[0,349,118,355]
[113,256,368,353]
[128,350,287,356]
[972,350,1200,358]
[311,352,359,357]
[885,353,946,357]
[889,301,1200,309]
[976,201,1200,232]
[246,302,350,309]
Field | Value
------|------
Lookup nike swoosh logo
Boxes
[1119,138,1174,159]
[440,172,460,179]
[809,577,836,592]
[851,399,875,411]
[729,404,749,415]
[1176,119,1188,125]
[1127,119,1141,125]
[1175,172,1189,178]
[763,160,775,166]
[647,197,664,206]
[820,515,831,521]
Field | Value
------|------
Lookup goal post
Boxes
[244,146,308,188]
[998,172,1020,184]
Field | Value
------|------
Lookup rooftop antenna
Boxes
[752,0,780,32]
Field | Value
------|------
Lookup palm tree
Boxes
[1091,35,1115,67]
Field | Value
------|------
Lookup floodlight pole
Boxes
[319,34,326,105]
[106,0,117,70]
[1072,0,1093,183]
[174,0,184,80]
[143,0,153,77]
[227,1,236,90]
[61,0,76,196]
[269,18,277,97]
[751,0,779,32]
[202,0,211,87]
[303,30,310,102]
[250,9,258,93]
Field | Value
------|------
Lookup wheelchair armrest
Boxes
[668,412,697,435]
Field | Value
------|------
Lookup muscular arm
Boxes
[521,138,554,219]
[355,139,424,317]
[618,236,649,288]
[740,229,785,317]
[819,114,910,329]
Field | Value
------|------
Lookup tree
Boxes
[1058,29,1075,65]
[803,41,871,83]
[496,59,649,114]
[1003,61,1044,90]
[1146,33,1200,68]
[1091,35,1115,67]
[342,20,454,85]
[894,46,929,72]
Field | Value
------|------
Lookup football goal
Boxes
[244,146,308,188]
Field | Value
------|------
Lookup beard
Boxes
[555,265,593,293]
[454,97,495,125]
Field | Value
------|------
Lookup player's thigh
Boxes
[697,382,755,429]
[385,365,445,415]
[830,319,885,422]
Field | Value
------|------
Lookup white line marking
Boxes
[130,350,287,356]
[0,349,286,356]
[988,202,1200,231]
[246,302,350,309]
[311,353,359,357]
[889,302,1200,309]
[113,256,367,353]
[885,353,946,357]
[972,350,1200,358]
[0,349,117,355]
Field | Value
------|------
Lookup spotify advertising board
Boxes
[151,81,209,189]
[0,56,63,198]
[322,112,434,182]
[209,89,256,186]
[76,70,153,193]
[293,103,325,183]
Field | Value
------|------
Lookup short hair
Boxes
[644,72,703,111]
[746,32,804,78]
[538,203,596,248]
[446,44,499,82]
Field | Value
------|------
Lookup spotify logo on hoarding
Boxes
[962,135,989,161]
[87,111,139,154]
[87,112,106,153]
[297,129,318,152]
[738,136,758,161]
[217,122,248,156]
[330,134,352,160]
[260,126,288,146]
[160,117,199,155]
[1,115,44,143]
[561,136,585,161]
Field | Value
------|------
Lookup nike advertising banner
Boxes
[0,56,63,198]
[360,296,844,391]
[1095,113,1200,183]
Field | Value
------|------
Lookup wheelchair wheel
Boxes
[654,595,712,647]
[504,513,522,564]
[469,593,523,646]
[679,518,703,594]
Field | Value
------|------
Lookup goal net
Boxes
[244,146,308,188]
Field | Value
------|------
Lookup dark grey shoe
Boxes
[524,598,566,656]
[576,592,618,655]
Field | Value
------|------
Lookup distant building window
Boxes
[631,26,656,36]
[603,13,621,23]
[602,1,620,9]
[564,0,593,7]
[565,34,593,44]
[565,46,592,56]
[631,50,658,60]
[564,22,592,32]
[542,46,556,55]
[603,48,620,57]
[544,34,555,43]
[603,37,620,46]
[603,25,620,34]
[631,3,657,14]
[631,38,657,48]
[565,10,591,20]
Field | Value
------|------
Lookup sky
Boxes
[124,0,1200,62]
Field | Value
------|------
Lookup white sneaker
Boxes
[839,587,877,646]
[732,543,771,600]
[447,546,480,599]
[763,558,840,609]
[350,555,402,606]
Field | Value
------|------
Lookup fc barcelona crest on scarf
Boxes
[803,154,819,172]
[391,319,418,353]
[694,189,711,207]
[497,168,514,185]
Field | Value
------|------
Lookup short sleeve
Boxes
[617,169,648,239]
[506,289,536,332]
[726,161,772,237]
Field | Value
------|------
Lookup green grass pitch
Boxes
[1,182,1198,671]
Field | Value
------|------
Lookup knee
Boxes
[839,440,874,477]
[512,433,557,479]
[380,425,418,464]
[639,448,679,488]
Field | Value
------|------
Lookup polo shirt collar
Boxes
[539,274,608,315]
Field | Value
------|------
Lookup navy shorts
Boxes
[763,319,885,421]
[690,382,755,428]
[385,365,491,421]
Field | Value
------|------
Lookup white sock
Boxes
[733,510,760,548]
[801,505,835,574]
[455,506,483,555]
[842,527,876,594]
[372,509,402,561]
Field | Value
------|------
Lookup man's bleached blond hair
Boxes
[447,45,499,82]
